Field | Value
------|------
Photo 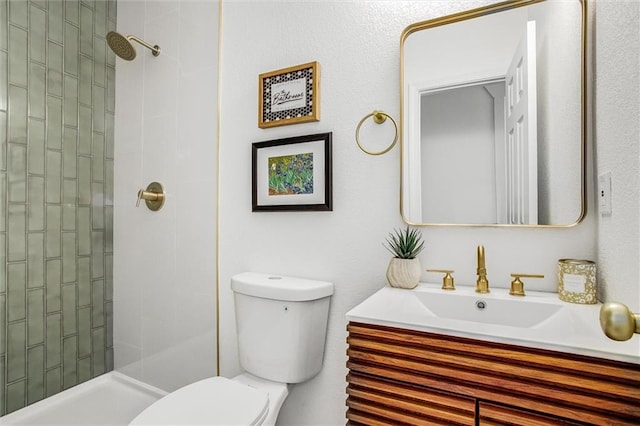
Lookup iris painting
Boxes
[268,153,314,195]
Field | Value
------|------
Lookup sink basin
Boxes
[415,290,562,328]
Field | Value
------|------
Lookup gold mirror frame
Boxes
[399,0,587,228]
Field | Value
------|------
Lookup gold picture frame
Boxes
[258,61,320,129]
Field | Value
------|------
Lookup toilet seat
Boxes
[129,377,269,426]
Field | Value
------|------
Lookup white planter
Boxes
[386,257,422,289]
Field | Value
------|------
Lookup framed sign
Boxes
[252,132,332,211]
[258,61,320,128]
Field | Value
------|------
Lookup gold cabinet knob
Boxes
[427,269,455,291]
[600,302,640,341]
[509,273,544,297]
[136,182,165,211]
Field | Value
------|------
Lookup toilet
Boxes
[129,272,334,426]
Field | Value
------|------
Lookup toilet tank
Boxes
[231,272,334,384]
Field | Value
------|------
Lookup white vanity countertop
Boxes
[346,283,640,365]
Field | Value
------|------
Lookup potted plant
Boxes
[384,226,425,289]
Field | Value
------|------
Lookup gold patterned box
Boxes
[557,259,597,304]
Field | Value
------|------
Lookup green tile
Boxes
[28,64,46,119]
[104,159,113,204]
[28,118,46,175]
[106,67,115,114]
[7,379,26,414]
[77,207,90,256]
[8,142,26,202]
[62,336,77,389]
[62,179,77,231]
[7,320,26,381]
[48,1,64,44]
[0,0,6,52]
[65,0,79,26]
[91,327,104,377]
[92,84,104,133]
[94,37,105,86]
[1,111,7,170]
[104,254,112,299]
[62,232,77,282]
[78,156,90,204]
[77,257,90,306]
[47,42,63,97]
[105,113,114,158]
[78,104,92,155]
[63,75,78,126]
[92,279,103,326]
[80,5,93,57]
[0,293,5,354]
[105,347,113,372]
[46,313,61,368]
[0,50,7,111]
[0,233,6,291]
[79,55,92,106]
[61,283,76,336]
[78,306,90,356]
[8,84,27,144]
[45,149,62,204]
[63,23,79,76]
[8,203,26,261]
[107,0,116,23]
[105,227,112,254]
[8,25,27,86]
[45,205,61,258]
[63,126,77,178]
[31,0,47,10]
[92,182,104,229]
[27,289,45,346]
[0,355,4,415]
[46,96,63,149]
[78,356,91,382]
[27,233,45,288]
[27,345,45,404]
[8,0,27,27]
[94,2,106,39]
[28,176,45,232]
[7,262,26,321]
[105,300,112,346]
[46,259,61,313]
[92,132,104,181]
[91,232,103,278]
[29,4,46,63]
[46,367,62,397]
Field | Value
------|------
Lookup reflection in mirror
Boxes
[401,0,586,226]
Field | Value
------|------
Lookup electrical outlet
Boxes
[598,172,612,216]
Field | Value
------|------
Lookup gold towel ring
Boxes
[355,110,398,156]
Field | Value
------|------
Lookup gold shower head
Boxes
[106,31,160,61]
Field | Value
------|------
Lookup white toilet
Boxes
[129,272,334,426]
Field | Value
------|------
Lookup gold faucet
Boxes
[476,245,490,293]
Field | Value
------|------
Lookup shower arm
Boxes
[128,35,161,56]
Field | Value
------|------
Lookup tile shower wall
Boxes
[0,0,116,415]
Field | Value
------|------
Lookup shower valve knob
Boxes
[136,182,165,211]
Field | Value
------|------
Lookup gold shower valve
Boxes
[136,182,165,211]
[509,273,544,296]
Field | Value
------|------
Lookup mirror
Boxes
[401,0,586,226]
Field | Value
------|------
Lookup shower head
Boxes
[106,31,160,61]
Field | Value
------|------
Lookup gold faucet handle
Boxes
[509,273,544,297]
[136,182,165,211]
[427,269,455,291]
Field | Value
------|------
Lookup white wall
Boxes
[113,0,219,392]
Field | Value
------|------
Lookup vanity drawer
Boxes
[346,322,640,425]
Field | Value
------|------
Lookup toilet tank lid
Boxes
[231,272,334,301]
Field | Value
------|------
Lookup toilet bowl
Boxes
[129,272,333,425]
[129,373,287,426]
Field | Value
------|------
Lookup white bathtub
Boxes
[0,372,166,426]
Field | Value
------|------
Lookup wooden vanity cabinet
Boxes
[346,322,640,425]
